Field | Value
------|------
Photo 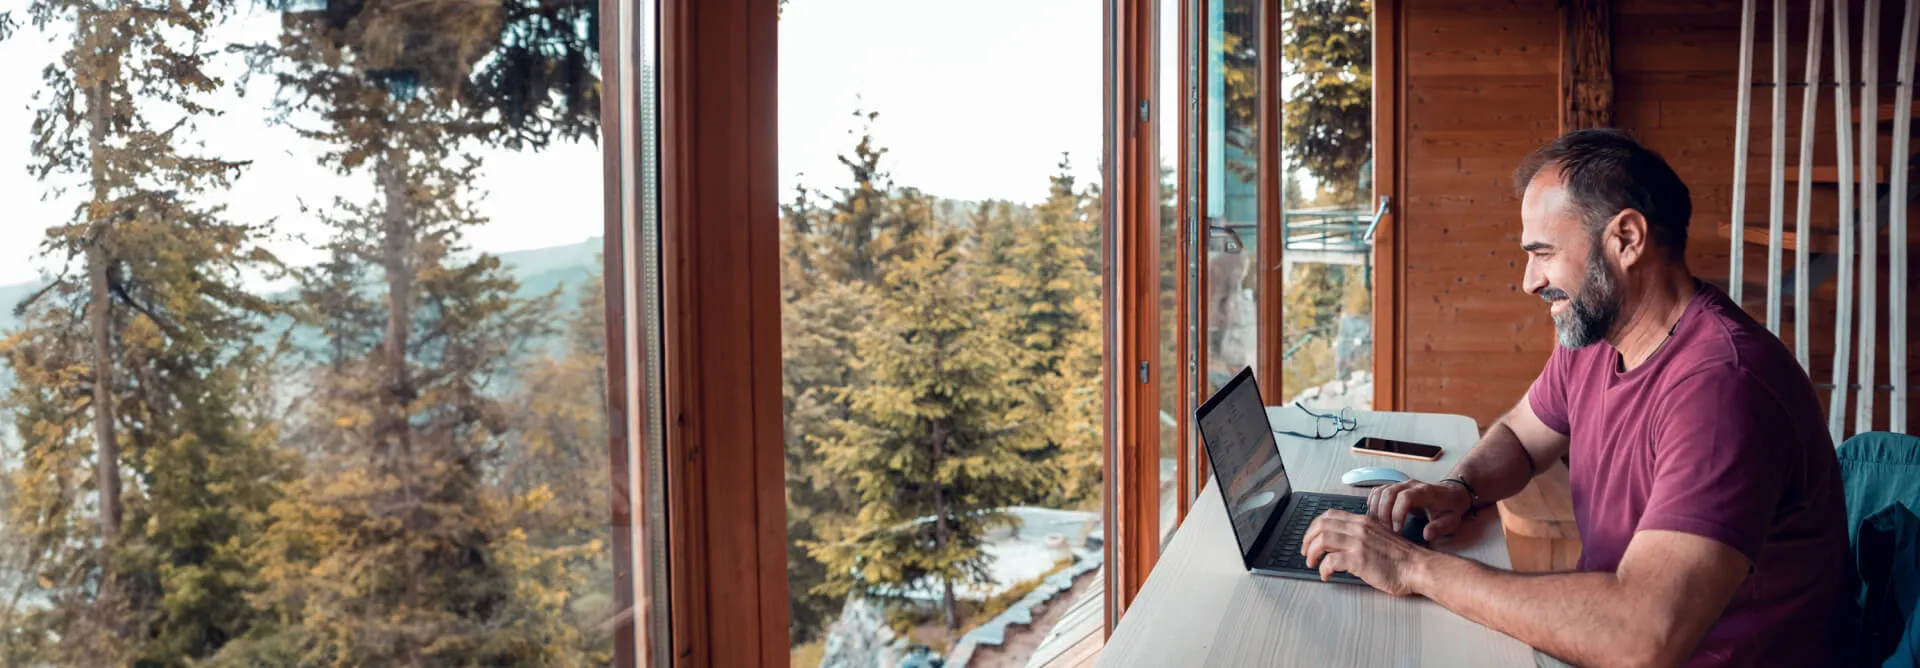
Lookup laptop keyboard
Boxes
[1262,494,1368,571]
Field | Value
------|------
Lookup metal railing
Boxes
[1207,207,1375,256]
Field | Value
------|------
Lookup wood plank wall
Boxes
[1397,0,1917,429]
[1399,0,1562,424]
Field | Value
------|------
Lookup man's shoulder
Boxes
[1668,286,1803,384]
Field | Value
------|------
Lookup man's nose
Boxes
[1522,256,1547,296]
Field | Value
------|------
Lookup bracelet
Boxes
[1439,477,1481,517]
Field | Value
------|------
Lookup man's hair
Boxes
[1513,129,1692,259]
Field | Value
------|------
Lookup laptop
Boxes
[1195,367,1425,584]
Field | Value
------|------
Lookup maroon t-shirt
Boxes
[1527,283,1847,667]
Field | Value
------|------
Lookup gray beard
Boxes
[1548,248,1621,349]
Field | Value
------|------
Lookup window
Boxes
[0,2,621,665]
[1204,0,1262,399]
[1277,0,1375,410]
[777,2,1105,665]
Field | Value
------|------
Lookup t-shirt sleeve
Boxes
[1527,346,1575,436]
[1635,366,1791,565]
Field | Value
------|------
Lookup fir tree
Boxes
[997,158,1098,380]
[501,273,615,664]
[1043,291,1105,507]
[987,159,1102,506]
[217,5,589,663]
[231,144,581,664]
[808,226,1044,634]
[965,200,1022,272]
[813,111,921,286]
[779,275,867,642]
[3,0,286,663]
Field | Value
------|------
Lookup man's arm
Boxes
[1449,392,1570,504]
[1412,529,1748,668]
[1370,393,1571,538]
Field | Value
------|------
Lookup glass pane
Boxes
[1206,0,1261,398]
[1157,0,1183,547]
[1278,0,1374,411]
[779,2,1103,664]
[0,2,614,665]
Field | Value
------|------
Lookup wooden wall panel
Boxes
[1399,0,1561,424]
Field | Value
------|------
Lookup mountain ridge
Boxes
[0,237,604,334]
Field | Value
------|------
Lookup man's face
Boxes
[1520,171,1621,349]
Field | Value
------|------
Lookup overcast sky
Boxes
[2,0,1153,286]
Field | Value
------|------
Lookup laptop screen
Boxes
[1195,368,1292,560]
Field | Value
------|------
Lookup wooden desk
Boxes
[1099,410,1534,667]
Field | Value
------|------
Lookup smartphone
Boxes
[1353,437,1444,462]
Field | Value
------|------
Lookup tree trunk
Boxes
[378,140,420,668]
[84,71,120,548]
[931,419,959,633]
[379,144,415,482]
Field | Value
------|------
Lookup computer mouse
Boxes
[1340,466,1410,487]
[1400,509,1431,546]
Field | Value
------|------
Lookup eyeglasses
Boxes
[1274,402,1357,440]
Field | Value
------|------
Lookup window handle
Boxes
[1363,195,1392,243]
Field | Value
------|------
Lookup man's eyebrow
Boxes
[1521,241,1554,253]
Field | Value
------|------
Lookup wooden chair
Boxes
[1495,461,1581,573]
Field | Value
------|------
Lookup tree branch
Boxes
[107,279,183,339]
[13,281,62,318]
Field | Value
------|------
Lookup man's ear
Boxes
[1606,209,1650,270]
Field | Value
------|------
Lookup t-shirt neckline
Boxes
[1611,279,1708,380]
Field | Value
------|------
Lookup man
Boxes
[1301,129,1848,667]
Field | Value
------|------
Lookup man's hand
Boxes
[1367,479,1472,542]
[1300,510,1430,596]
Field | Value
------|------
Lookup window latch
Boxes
[1138,361,1150,385]
[1363,195,1392,242]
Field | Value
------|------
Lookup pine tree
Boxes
[781,121,945,642]
[217,5,589,663]
[231,141,582,664]
[1043,291,1105,507]
[985,159,1102,507]
[965,200,1022,272]
[780,180,872,643]
[808,226,1044,634]
[996,158,1099,381]
[501,273,615,664]
[780,275,868,643]
[3,0,286,663]
[813,111,920,286]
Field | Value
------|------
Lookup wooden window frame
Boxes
[652,0,789,664]
[1373,0,1405,411]
[1108,0,1204,632]
[1255,0,1286,405]
[1187,0,1212,513]
[1106,0,1165,625]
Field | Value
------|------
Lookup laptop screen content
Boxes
[1195,369,1292,559]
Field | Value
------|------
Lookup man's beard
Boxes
[1540,246,1621,349]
